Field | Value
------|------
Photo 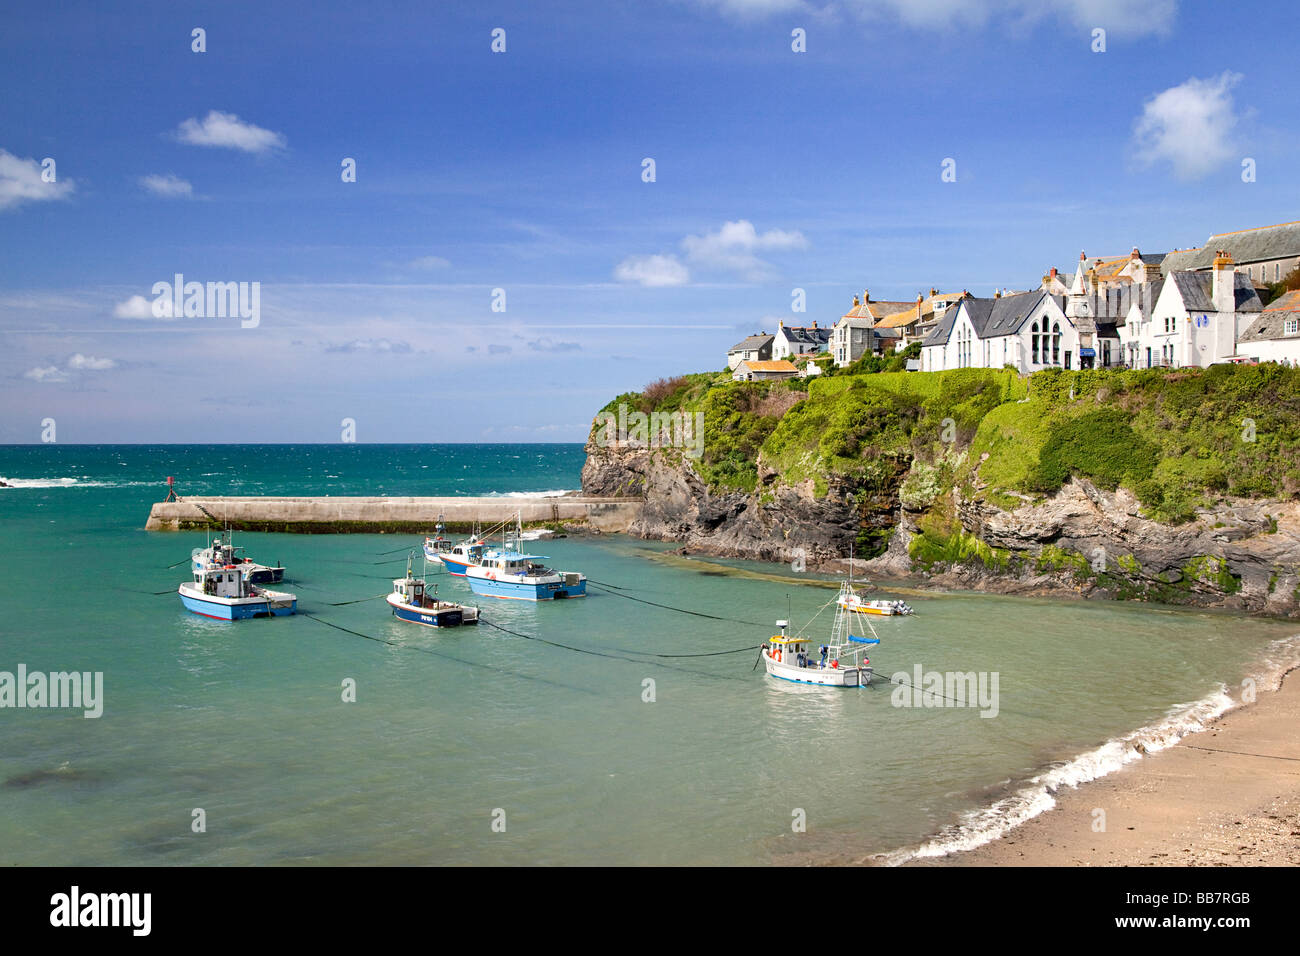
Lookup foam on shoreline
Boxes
[877,633,1300,865]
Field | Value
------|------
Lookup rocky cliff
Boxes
[583,365,1300,617]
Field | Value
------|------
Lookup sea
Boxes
[1,443,1297,866]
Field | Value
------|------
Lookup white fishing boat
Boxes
[192,528,284,585]
[387,553,479,628]
[179,561,296,620]
[760,580,880,687]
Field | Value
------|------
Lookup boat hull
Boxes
[465,575,587,601]
[179,585,297,620]
[386,594,478,627]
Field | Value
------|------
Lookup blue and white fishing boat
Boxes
[424,518,487,576]
[761,580,878,687]
[463,514,586,601]
[178,561,297,620]
[387,554,479,628]
[192,529,284,585]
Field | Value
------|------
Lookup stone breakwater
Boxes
[145,496,642,533]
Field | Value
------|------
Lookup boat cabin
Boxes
[194,566,246,598]
[449,541,485,563]
[481,552,549,577]
[392,576,432,608]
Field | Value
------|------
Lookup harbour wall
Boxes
[145,496,643,533]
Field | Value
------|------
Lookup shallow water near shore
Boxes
[1,443,1297,865]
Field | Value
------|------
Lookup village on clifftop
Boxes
[728,219,1300,382]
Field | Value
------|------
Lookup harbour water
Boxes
[2,444,1297,865]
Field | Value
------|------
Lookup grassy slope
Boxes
[596,365,1300,529]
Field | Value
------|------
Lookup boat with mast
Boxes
[464,513,587,601]
[424,515,488,576]
[760,579,880,687]
[179,554,297,620]
[387,552,479,627]
[192,528,284,585]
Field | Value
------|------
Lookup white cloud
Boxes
[113,294,173,319]
[23,365,68,383]
[325,338,412,354]
[175,111,286,153]
[139,173,193,197]
[408,255,451,270]
[1132,72,1243,181]
[680,219,808,280]
[0,149,75,212]
[67,353,116,370]
[689,0,1176,38]
[614,254,691,287]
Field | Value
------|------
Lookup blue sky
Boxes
[2,0,1295,442]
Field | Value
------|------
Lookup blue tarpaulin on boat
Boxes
[848,636,880,644]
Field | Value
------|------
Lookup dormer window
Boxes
[1285,319,1299,335]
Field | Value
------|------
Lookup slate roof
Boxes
[1240,290,1300,343]
[1168,271,1262,313]
[728,333,774,353]
[1161,220,1300,273]
[920,291,1056,346]
[1126,278,1164,322]
[778,326,831,349]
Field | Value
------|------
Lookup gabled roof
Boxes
[1125,278,1164,322]
[840,299,913,321]
[728,333,773,353]
[1168,271,1262,313]
[1263,289,1300,313]
[777,325,831,347]
[1162,220,1300,272]
[921,291,1064,346]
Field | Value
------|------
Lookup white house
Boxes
[921,291,1077,373]
[772,321,831,360]
[1124,252,1262,368]
[1232,290,1300,365]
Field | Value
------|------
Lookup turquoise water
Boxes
[1,444,1297,865]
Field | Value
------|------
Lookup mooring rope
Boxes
[587,583,771,628]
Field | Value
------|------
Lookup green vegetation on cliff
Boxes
[594,364,1300,524]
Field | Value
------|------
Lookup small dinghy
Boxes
[837,592,913,616]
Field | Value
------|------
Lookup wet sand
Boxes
[920,668,1300,866]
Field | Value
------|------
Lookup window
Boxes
[1031,321,1040,364]
[1051,322,1061,365]
[1276,263,1282,282]
[1285,319,1299,335]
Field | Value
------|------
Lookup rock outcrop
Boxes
[583,434,1300,617]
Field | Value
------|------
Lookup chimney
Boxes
[863,288,869,303]
[929,287,937,296]
[1130,247,1141,260]
[852,295,859,307]
[1050,267,1058,278]
[1212,250,1235,314]
[1079,251,1086,261]
[812,320,817,329]
[994,288,1001,298]
[778,319,784,329]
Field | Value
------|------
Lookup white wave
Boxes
[878,635,1300,865]
[0,476,153,489]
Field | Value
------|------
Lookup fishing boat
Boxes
[178,561,296,620]
[837,591,913,616]
[424,518,487,576]
[464,514,585,601]
[387,554,479,627]
[192,529,284,585]
[760,580,879,687]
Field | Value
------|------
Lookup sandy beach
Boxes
[915,667,1300,867]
